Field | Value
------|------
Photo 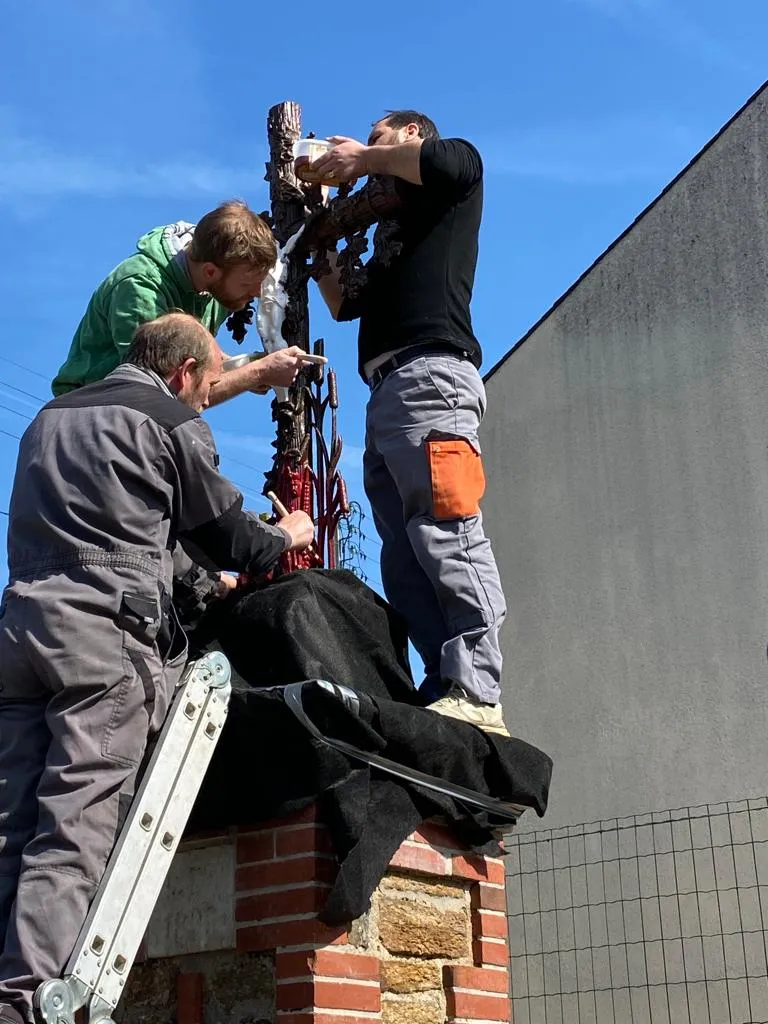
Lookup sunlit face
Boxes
[175,340,224,411]
[205,263,270,312]
[367,118,409,148]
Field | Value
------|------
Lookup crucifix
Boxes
[225,99,404,578]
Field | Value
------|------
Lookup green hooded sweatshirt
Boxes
[51,221,229,396]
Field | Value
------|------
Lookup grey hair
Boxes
[124,313,213,378]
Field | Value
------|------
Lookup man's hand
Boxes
[278,510,315,551]
[252,347,312,390]
[309,136,368,184]
[216,573,238,598]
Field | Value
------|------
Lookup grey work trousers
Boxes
[0,566,185,1021]
[363,352,506,704]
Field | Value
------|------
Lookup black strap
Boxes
[279,679,528,823]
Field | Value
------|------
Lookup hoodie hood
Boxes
[135,221,198,302]
[136,221,196,267]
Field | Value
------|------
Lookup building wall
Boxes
[482,81,768,832]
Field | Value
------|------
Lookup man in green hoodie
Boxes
[52,199,307,405]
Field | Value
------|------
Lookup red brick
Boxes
[473,937,508,966]
[315,980,380,1012]
[444,964,509,995]
[278,980,380,1013]
[236,919,348,952]
[388,842,449,875]
[471,882,507,912]
[176,972,204,1024]
[236,831,275,863]
[452,854,505,884]
[251,805,320,830]
[276,981,313,1011]
[473,910,508,939]
[446,989,510,1021]
[236,884,330,922]
[236,854,337,891]
[277,949,380,982]
[312,949,380,981]
[276,950,315,980]
[410,822,464,849]
[183,828,230,843]
[276,826,334,857]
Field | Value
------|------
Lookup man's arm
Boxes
[107,276,171,361]
[171,417,314,575]
[313,251,345,321]
[172,544,229,627]
[362,138,423,184]
[310,136,423,186]
[208,346,317,405]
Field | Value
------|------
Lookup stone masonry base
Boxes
[120,805,511,1024]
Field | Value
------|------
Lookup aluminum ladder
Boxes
[33,650,232,1024]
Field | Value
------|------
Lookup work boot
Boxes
[428,684,510,737]
[0,1004,25,1024]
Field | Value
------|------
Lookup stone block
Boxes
[381,960,441,993]
[382,874,464,899]
[382,993,444,1024]
[378,896,469,958]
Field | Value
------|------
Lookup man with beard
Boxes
[51,199,307,403]
[307,111,509,737]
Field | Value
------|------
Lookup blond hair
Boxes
[187,200,276,270]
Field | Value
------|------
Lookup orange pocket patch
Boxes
[426,439,486,520]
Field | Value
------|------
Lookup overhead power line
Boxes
[0,356,50,382]
[0,381,47,404]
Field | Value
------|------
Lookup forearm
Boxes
[315,253,344,319]
[208,362,266,406]
[365,140,423,185]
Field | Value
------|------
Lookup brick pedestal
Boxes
[122,806,511,1024]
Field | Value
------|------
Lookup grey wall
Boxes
[483,83,768,831]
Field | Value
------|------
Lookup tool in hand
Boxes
[222,351,328,372]
[266,490,290,518]
[266,491,322,567]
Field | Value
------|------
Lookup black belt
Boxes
[367,343,470,391]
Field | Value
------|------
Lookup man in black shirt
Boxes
[310,110,509,737]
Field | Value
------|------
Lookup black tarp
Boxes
[186,569,552,923]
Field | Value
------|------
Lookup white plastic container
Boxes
[293,138,338,186]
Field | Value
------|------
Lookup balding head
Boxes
[125,313,223,411]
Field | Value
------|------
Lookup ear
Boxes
[179,356,198,380]
[200,262,221,283]
[406,123,420,140]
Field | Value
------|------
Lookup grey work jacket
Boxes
[4,363,287,641]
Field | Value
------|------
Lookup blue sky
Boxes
[0,0,765,593]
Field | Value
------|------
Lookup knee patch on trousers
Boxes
[425,438,486,520]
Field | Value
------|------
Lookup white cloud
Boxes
[339,443,364,477]
[0,107,266,203]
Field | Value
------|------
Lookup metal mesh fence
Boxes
[505,797,768,1023]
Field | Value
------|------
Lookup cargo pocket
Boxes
[103,654,152,767]
[117,592,160,646]
[426,438,486,520]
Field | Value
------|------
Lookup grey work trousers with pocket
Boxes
[363,351,507,704]
[0,563,186,1021]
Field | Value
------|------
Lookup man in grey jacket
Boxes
[0,313,314,1024]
